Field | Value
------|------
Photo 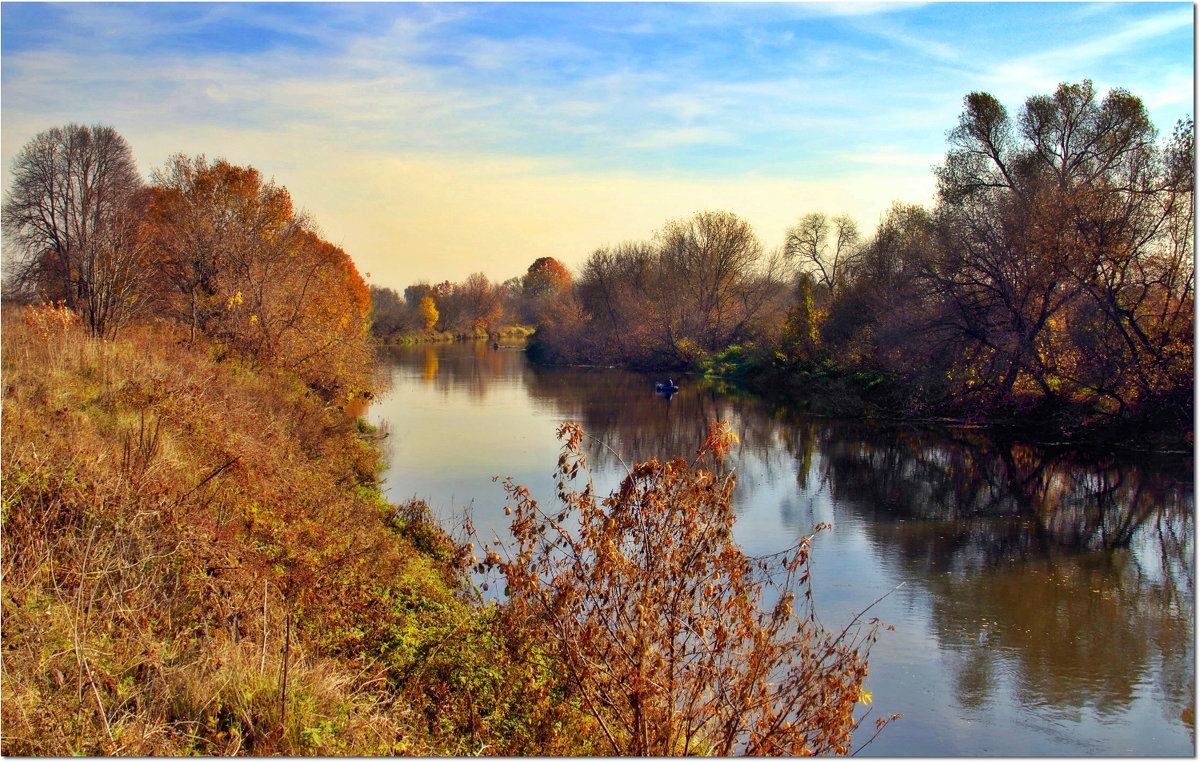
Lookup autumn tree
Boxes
[427,280,465,333]
[520,256,573,325]
[523,256,572,297]
[2,124,150,336]
[780,272,821,361]
[573,241,658,363]
[459,271,505,336]
[147,155,298,342]
[652,210,787,362]
[419,295,439,332]
[821,203,942,374]
[531,213,788,368]
[403,281,435,310]
[261,229,374,395]
[148,155,373,396]
[931,81,1193,412]
[369,284,411,337]
[499,275,524,325]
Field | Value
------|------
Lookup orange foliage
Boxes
[148,155,375,396]
[523,256,572,297]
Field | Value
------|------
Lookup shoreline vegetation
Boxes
[377,324,535,346]
[3,309,508,754]
[516,82,1193,452]
[372,81,1191,451]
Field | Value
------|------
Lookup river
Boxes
[366,341,1195,756]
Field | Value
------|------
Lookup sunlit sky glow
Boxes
[2,2,1193,289]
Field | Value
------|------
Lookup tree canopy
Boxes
[2,123,149,337]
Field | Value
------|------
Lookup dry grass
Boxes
[0,308,586,755]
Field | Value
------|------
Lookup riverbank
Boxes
[2,309,887,756]
[0,311,587,755]
[376,325,534,346]
[730,355,1193,453]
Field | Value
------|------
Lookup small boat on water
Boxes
[655,379,679,394]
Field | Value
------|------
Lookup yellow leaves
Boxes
[225,291,244,310]
[699,420,739,463]
[418,296,439,331]
[23,301,80,338]
[858,689,873,705]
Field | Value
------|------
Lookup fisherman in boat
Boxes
[655,378,679,393]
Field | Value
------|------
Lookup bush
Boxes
[487,421,897,755]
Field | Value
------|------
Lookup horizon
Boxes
[1,1,1193,291]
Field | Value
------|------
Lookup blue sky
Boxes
[1,2,1194,288]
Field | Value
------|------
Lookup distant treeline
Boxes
[2,132,373,398]
[529,81,1194,432]
[369,256,571,341]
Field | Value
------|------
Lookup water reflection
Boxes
[379,342,522,397]
[370,342,1195,756]
[780,420,1194,746]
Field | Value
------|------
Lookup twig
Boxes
[851,712,903,756]
[81,656,116,748]
[280,608,291,732]
[175,455,241,506]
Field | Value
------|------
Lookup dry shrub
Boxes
[15,300,83,373]
[489,421,899,755]
[22,300,80,334]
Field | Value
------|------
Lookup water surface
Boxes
[367,342,1195,756]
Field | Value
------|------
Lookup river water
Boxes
[366,341,1195,756]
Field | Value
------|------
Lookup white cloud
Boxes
[981,8,1194,103]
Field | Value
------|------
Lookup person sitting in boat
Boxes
[655,378,679,393]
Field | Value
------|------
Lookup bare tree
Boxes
[458,271,505,337]
[576,241,656,361]
[2,123,146,335]
[783,212,861,295]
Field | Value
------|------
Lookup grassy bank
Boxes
[0,310,588,755]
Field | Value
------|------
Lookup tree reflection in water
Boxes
[795,422,1194,738]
